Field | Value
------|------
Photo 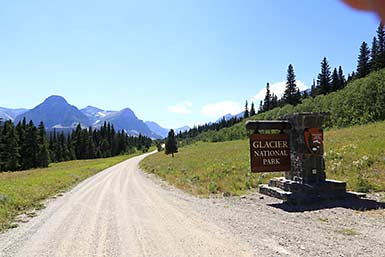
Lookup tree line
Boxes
[190,66,385,143]
[248,58,347,115]
[244,22,385,115]
[175,23,385,144]
[175,115,243,141]
[0,118,152,172]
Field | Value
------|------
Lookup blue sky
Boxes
[0,0,380,128]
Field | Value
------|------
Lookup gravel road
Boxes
[0,153,253,257]
[1,152,384,257]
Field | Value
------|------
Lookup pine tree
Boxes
[53,131,63,162]
[0,119,3,170]
[67,133,76,160]
[249,102,256,116]
[37,122,49,168]
[356,41,371,78]
[302,90,309,99]
[80,129,90,159]
[165,129,178,157]
[375,23,385,70]
[317,57,332,95]
[110,124,117,155]
[262,83,272,111]
[87,127,96,159]
[258,100,263,113]
[338,66,346,89]
[295,88,301,104]
[370,36,378,71]
[1,121,20,171]
[283,64,300,105]
[271,94,278,108]
[16,118,28,169]
[331,68,339,92]
[347,71,356,83]
[60,132,70,161]
[24,121,38,169]
[73,124,82,158]
[243,100,249,119]
[49,130,56,162]
[310,79,317,97]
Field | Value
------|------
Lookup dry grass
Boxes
[141,140,281,196]
[141,121,385,196]
[324,121,385,192]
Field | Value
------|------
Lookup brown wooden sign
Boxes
[249,134,291,172]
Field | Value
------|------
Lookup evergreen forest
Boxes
[0,119,152,172]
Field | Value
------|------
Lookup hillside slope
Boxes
[193,68,385,143]
[141,121,385,196]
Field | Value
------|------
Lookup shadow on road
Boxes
[268,197,385,212]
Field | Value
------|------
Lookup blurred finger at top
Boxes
[343,0,385,20]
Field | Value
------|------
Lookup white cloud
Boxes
[168,101,192,114]
[252,80,308,103]
[201,101,243,118]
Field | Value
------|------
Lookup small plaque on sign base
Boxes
[249,134,290,173]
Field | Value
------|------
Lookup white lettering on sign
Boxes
[252,140,289,149]
[262,158,281,165]
[254,150,289,157]
[249,134,291,172]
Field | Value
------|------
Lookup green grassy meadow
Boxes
[0,153,139,231]
[141,121,385,197]
[142,140,276,196]
[324,122,385,193]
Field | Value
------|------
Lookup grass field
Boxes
[141,121,385,197]
[324,122,385,193]
[141,140,282,196]
[0,153,139,231]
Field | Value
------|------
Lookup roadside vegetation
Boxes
[180,68,385,144]
[0,152,139,231]
[141,121,385,196]
[145,25,385,197]
[141,140,273,196]
[144,27,385,197]
[176,23,385,145]
[324,122,385,193]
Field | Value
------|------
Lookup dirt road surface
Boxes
[1,152,385,257]
[0,153,253,257]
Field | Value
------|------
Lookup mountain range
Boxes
[0,107,28,121]
[2,95,190,139]
[14,96,90,129]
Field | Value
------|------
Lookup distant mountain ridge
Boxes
[4,95,191,139]
[81,106,116,124]
[174,126,190,134]
[8,95,185,139]
[95,108,160,138]
[145,121,169,138]
[14,96,90,128]
[0,107,28,121]
[144,122,191,138]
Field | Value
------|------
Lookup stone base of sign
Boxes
[259,177,359,204]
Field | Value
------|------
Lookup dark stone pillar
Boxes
[284,113,329,184]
